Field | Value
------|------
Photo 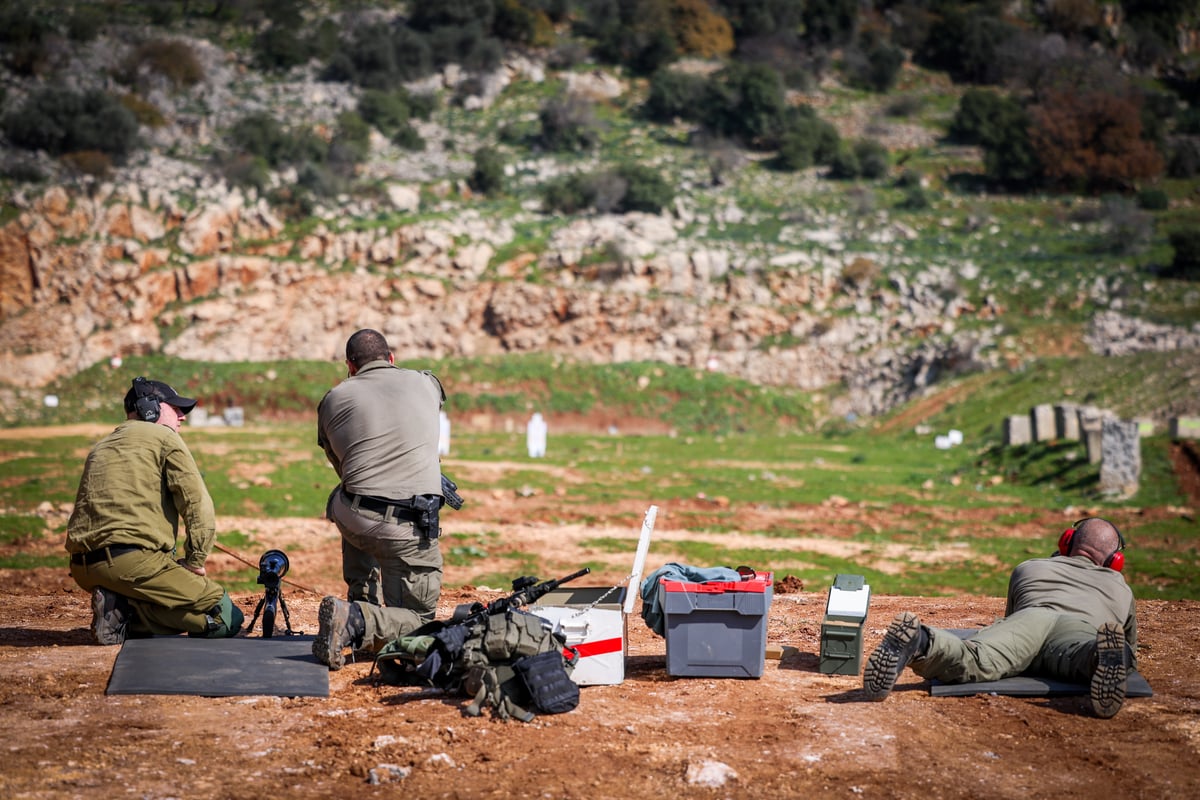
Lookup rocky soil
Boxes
[2,481,1199,800]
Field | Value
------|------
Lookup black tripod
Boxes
[247,549,296,637]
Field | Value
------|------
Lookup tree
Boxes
[1028,88,1164,192]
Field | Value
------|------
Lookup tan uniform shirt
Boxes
[65,420,216,571]
[317,361,445,499]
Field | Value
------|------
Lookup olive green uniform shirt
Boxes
[1005,554,1138,663]
[65,420,216,571]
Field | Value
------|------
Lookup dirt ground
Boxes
[2,450,1200,799]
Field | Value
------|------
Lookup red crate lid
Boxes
[660,571,773,594]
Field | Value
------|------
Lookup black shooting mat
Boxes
[107,634,328,697]
[928,629,1152,698]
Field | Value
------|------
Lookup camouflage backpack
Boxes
[375,607,580,722]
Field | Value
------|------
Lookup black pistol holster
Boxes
[412,494,441,538]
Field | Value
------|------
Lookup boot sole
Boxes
[863,612,920,701]
[1090,622,1127,719]
[91,588,127,646]
[312,596,349,670]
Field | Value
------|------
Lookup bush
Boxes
[845,40,905,93]
[359,89,411,137]
[126,39,205,89]
[774,107,840,170]
[670,0,735,58]
[916,8,1019,85]
[228,112,325,168]
[1167,225,1200,280]
[119,93,165,128]
[1028,88,1164,192]
[392,124,426,151]
[949,88,1014,145]
[254,24,311,71]
[643,68,707,124]
[1168,136,1200,178]
[217,153,271,192]
[469,146,506,195]
[542,173,596,214]
[698,62,790,148]
[61,150,112,178]
[328,111,371,173]
[539,93,603,152]
[2,87,139,162]
[827,143,860,179]
[855,139,889,179]
[0,5,55,75]
[614,163,674,213]
[1137,188,1169,211]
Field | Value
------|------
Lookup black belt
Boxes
[345,491,422,523]
[70,544,142,565]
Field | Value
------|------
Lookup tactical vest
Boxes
[375,607,580,722]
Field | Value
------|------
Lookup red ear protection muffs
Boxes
[1059,519,1126,571]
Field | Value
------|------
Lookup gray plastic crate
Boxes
[661,572,773,678]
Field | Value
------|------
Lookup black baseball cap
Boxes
[123,378,198,415]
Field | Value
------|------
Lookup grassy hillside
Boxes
[2,352,1197,600]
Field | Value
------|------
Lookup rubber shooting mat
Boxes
[107,634,329,697]
[928,629,1152,698]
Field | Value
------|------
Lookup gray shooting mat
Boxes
[928,629,1152,698]
[106,634,329,697]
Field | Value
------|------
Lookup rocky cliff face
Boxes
[0,177,1017,417]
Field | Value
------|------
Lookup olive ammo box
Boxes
[661,571,774,678]
[819,573,871,675]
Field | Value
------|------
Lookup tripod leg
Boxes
[247,596,266,634]
[278,594,295,635]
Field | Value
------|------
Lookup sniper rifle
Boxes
[373,567,591,687]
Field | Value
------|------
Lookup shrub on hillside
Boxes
[670,0,735,58]
[802,0,859,46]
[614,163,674,213]
[1137,188,1169,211]
[1168,136,1200,178]
[228,112,325,168]
[328,111,371,173]
[1167,224,1200,280]
[1028,88,1164,192]
[253,24,311,71]
[828,139,889,181]
[643,68,707,124]
[539,93,603,152]
[916,7,1019,85]
[697,62,790,148]
[1095,196,1154,256]
[323,23,434,87]
[585,0,678,75]
[843,39,905,93]
[124,39,205,89]
[774,106,840,170]
[2,87,139,162]
[359,89,412,137]
[469,146,506,195]
[0,4,56,76]
[949,88,1015,145]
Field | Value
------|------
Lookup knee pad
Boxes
[204,592,244,638]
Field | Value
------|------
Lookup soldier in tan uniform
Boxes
[66,377,243,644]
[313,329,447,670]
[863,518,1136,718]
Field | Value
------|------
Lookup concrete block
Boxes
[1055,403,1080,441]
[1031,404,1056,442]
[1099,418,1141,498]
[1170,417,1200,440]
[1004,415,1032,446]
